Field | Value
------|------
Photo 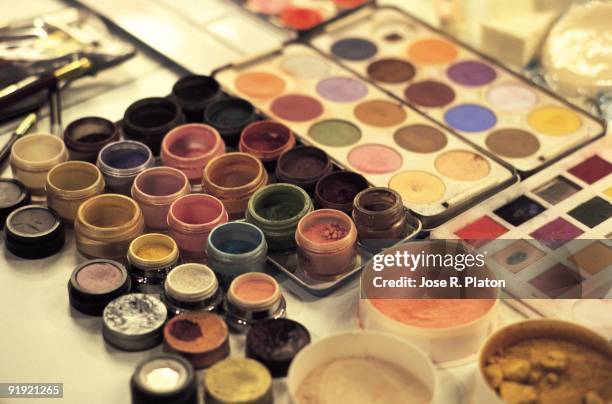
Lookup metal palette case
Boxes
[308,5,607,177]
[213,43,518,230]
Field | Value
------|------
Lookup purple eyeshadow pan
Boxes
[529,263,583,298]
[447,60,497,86]
[530,217,584,250]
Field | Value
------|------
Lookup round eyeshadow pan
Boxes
[447,60,497,86]
[527,105,582,136]
[435,150,491,181]
[394,124,448,153]
[235,72,285,99]
[316,76,368,102]
[367,58,416,84]
[76,262,125,293]
[486,83,538,112]
[408,38,458,64]
[404,80,455,108]
[486,129,541,158]
[389,170,446,204]
[280,7,323,31]
[279,55,330,79]
[354,100,407,127]
[444,104,497,132]
[347,144,403,174]
[308,119,362,147]
[331,37,378,61]
[271,94,324,122]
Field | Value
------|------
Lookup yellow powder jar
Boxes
[46,161,105,223]
[127,233,180,293]
[10,134,68,196]
[75,194,144,259]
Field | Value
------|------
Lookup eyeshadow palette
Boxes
[431,144,612,335]
[230,0,372,33]
[214,43,517,229]
[310,6,607,176]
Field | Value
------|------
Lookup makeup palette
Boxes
[431,144,612,335]
[310,6,607,176]
[215,43,516,229]
[230,0,371,33]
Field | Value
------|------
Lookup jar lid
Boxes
[4,205,64,259]
[204,358,272,404]
[0,179,30,229]
[131,354,198,404]
[68,259,131,316]
[102,293,167,351]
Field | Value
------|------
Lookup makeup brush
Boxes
[0,112,37,166]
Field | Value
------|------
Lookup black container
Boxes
[5,205,64,259]
[204,97,258,146]
[122,97,185,155]
[0,178,30,229]
[314,171,369,214]
[171,75,222,123]
[275,146,333,195]
[246,318,311,378]
[63,117,120,163]
[131,354,198,404]
[68,259,131,316]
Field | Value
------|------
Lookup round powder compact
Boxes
[0,178,30,229]
[68,259,131,316]
[102,293,168,351]
[4,205,64,259]
[224,272,286,332]
[131,354,198,404]
[204,358,273,404]
[163,263,223,316]
[246,318,311,378]
[163,312,230,369]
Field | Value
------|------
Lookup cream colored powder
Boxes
[296,356,431,404]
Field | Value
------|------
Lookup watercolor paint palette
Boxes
[230,0,372,33]
[432,144,612,335]
[310,6,607,176]
[214,43,517,229]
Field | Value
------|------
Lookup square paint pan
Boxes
[431,143,612,337]
[214,43,517,230]
[310,5,607,177]
[228,0,373,35]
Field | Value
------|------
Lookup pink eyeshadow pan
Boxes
[347,144,403,174]
[76,262,124,293]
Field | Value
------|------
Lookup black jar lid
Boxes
[0,178,30,229]
[122,97,185,155]
[204,97,257,146]
[171,75,222,122]
[68,259,131,316]
[246,318,311,378]
[4,205,64,259]
[131,354,198,404]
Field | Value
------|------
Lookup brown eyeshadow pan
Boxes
[485,129,540,158]
[394,124,447,153]
[404,80,455,108]
[366,58,415,84]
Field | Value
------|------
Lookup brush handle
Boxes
[0,133,18,165]
[0,113,37,166]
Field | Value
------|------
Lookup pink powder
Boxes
[304,222,348,243]
[371,299,495,329]
[76,263,123,293]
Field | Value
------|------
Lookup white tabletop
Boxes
[0,2,525,403]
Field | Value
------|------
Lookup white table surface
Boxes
[0,1,526,403]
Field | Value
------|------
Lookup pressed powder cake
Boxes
[296,356,431,404]
[484,338,612,404]
[370,299,495,328]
